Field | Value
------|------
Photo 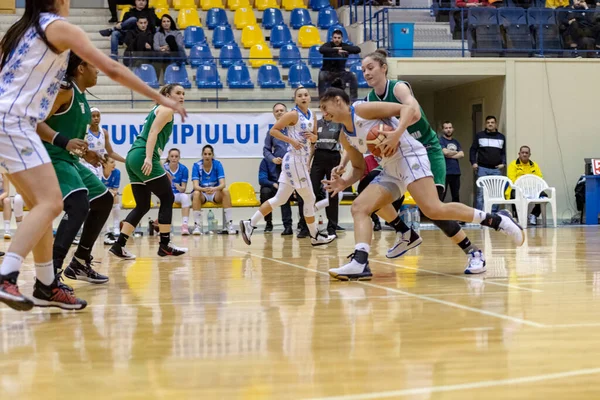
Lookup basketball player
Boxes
[81,107,126,178]
[240,87,336,246]
[163,148,191,235]
[319,86,525,280]
[110,84,188,259]
[0,0,185,311]
[101,157,121,244]
[1,175,24,240]
[359,49,488,274]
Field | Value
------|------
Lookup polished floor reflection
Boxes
[1,226,600,399]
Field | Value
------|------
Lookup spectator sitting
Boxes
[123,17,155,68]
[101,158,122,244]
[154,14,186,82]
[99,0,160,61]
[559,0,598,57]
[318,29,361,101]
[505,145,546,226]
[258,158,283,233]
[163,148,191,236]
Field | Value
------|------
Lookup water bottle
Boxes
[148,217,154,236]
[207,210,215,233]
[400,204,411,226]
[412,207,420,232]
[318,215,324,230]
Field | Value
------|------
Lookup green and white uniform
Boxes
[44,84,108,201]
[367,80,446,187]
[125,105,172,184]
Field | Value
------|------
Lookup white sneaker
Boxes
[181,223,190,235]
[311,231,336,246]
[3,231,10,240]
[329,257,372,281]
[386,229,422,258]
[192,224,203,235]
[528,214,537,226]
[103,233,116,245]
[240,220,255,245]
[464,250,486,274]
[227,221,237,235]
[497,210,525,246]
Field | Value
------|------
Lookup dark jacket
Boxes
[259,159,279,187]
[122,7,161,32]
[469,130,506,169]
[318,42,361,72]
[124,28,155,66]
[263,128,288,161]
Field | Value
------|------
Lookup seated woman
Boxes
[163,148,191,235]
[101,158,122,245]
[191,145,236,235]
[153,14,186,83]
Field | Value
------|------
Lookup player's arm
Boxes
[46,20,187,120]
[270,112,302,149]
[441,147,457,157]
[179,167,188,193]
[354,102,414,122]
[141,106,172,176]
[392,83,422,133]
[103,129,126,163]
[322,135,365,196]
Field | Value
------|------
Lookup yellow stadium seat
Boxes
[117,4,130,9]
[254,0,279,10]
[172,0,196,9]
[241,24,265,48]
[201,0,224,9]
[119,5,132,21]
[298,25,322,47]
[283,0,306,10]
[230,182,260,207]
[249,43,275,68]
[339,185,356,205]
[228,0,250,10]
[149,0,169,8]
[203,201,222,208]
[122,184,154,209]
[404,191,416,206]
[154,7,170,18]
[177,8,202,29]
[234,7,257,29]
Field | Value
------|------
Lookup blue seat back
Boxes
[262,8,284,29]
[196,63,222,88]
[257,64,285,87]
[219,43,243,68]
[279,44,301,67]
[468,7,499,26]
[189,44,214,67]
[345,53,360,68]
[351,64,368,88]
[290,8,312,29]
[498,8,528,27]
[310,0,331,11]
[308,44,322,67]
[288,62,315,87]
[206,8,228,30]
[227,63,254,87]
[134,64,159,88]
[212,25,234,48]
[527,8,556,26]
[270,24,293,48]
[165,63,191,88]
[317,8,338,29]
[184,26,206,48]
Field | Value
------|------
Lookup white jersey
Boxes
[0,13,69,121]
[285,107,314,158]
[86,128,108,159]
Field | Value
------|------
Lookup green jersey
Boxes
[44,84,91,163]
[130,105,174,160]
[366,79,441,153]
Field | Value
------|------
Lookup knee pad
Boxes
[13,194,23,218]
[432,219,462,238]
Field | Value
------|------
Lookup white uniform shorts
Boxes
[173,192,191,207]
[80,160,103,178]
[0,114,50,174]
[279,152,312,189]
[372,132,433,200]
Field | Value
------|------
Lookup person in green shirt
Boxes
[110,84,187,259]
[360,49,498,274]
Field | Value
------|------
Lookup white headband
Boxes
[90,107,101,114]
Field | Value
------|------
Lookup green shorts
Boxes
[125,148,166,184]
[427,148,446,187]
[52,159,108,201]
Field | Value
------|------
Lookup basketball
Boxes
[367,123,395,158]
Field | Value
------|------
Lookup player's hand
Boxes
[377,130,401,158]
[289,139,303,150]
[142,157,153,176]
[472,163,478,171]
[322,175,347,198]
[159,97,188,122]
[273,183,279,189]
[66,139,88,155]
[331,164,346,178]
[496,164,505,170]
[83,150,102,167]
[304,132,317,143]
[273,157,282,165]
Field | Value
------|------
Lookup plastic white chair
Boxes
[514,174,557,228]
[476,175,526,226]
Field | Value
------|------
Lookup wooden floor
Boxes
[1,226,600,399]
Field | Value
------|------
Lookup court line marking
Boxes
[232,250,546,328]
[303,367,600,400]
[370,259,542,293]
[460,327,494,332]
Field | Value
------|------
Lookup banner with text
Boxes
[100,112,276,159]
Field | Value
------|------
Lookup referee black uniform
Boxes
[298,118,342,237]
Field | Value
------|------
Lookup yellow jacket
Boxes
[505,159,543,199]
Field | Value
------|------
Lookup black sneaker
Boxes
[32,278,87,310]
[99,28,113,37]
[281,226,293,236]
[108,17,118,23]
[297,229,309,239]
[373,220,382,231]
[335,225,346,231]
[158,242,188,257]
[0,272,33,311]
[109,244,136,260]
[55,268,74,294]
[64,258,109,284]
[264,222,273,233]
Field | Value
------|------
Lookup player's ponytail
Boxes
[0,0,59,70]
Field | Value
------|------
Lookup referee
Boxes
[298,116,343,237]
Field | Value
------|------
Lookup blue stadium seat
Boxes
[527,7,556,26]
[498,8,532,57]
[206,7,229,30]
[227,63,254,88]
[257,64,285,88]
[288,62,316,88]
[327,25,349,43]
[212,25,235,48]
[270,24,294,48]
[308,45,322,67]
[468,7,498,26]
[310,0,331,11]
[219,43,243,68]
[184,26,207,48]
[317,8,338,29]
[279,43,301,67]
[134,64,159,88]
[350,64,368,88]
[290,8,312,29]
[345,53,360,68]
[527,8,561,56]
[189,44,214,67]
[165,63,192,88]
[196,64,223,88]
[262,8,284,29]
[467,8,502,57]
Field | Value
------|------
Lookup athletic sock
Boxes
[0,252,23,276]
[159,232,170,246]
[3,220,9,232]
[307,221,318,238]
[117,233,129,247]
[457,237,479,255]
[353,243,370,264]
[193,210,202,225]
[389,216,410,234]
[250,210,263,227]
[182,216,189,224]
[35,261,54,286]
[224,208,232,223]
